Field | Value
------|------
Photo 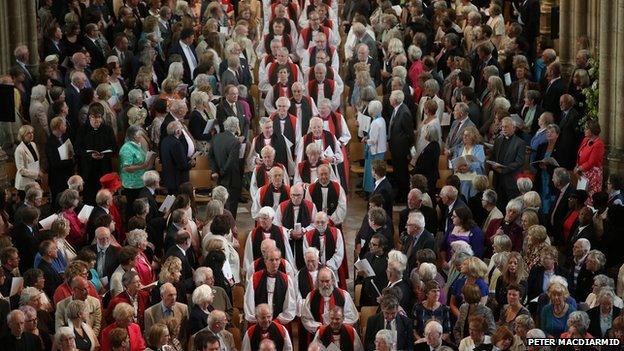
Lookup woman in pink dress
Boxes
[125,229,154,286]
[576,119,605,205]
[58,189,86,247]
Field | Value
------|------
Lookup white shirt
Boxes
[243,270,297,325]
[180,40,197,77]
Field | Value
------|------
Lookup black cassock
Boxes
[75,123,116,204]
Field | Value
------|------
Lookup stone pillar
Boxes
[540,0,557,37]
[607,0,624,173]
[598,0,614,151]
[574,0,588,49]
[26,0,39,67]
[558,0,572,63]
[0,0,38,74]
[0,0,11,73]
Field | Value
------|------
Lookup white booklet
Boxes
[323,146,335,159]
[57,139,73,161]
[202,119,216,134]
[39,213,59,230]
[441,112,451,126]
[77,205,94,223]
[577,176,589,190]
[239,143,247,159]
[10,277,23,297]
[354,258,376,277]
[159,195,176,213]
[356,112,371,138]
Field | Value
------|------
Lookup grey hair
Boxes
[375,329,396,348]
[125,125,143,141]
[553,167,571,185]
[482,189,498,205]
[190,90,209,110]
[587,250,607,270]
[66,299,87,319]
[388,250,407,272]
[128,89,143,105]
[56,326,76,344]
[593,274,614,289]
[170,99,187,115]
[126,229,148,247]
[212,186,229,203]
[305,142,322,155]
[424,320,443,335]
[506,198,524,213]
[576,238,591,252]
[193,267,213,286]
[516,177,533,193]
[390,89,405,104]
[257,206,276,219]
[121,270,139,287]
[19,287,41,306]
[418,262,437,281]
[194,74,211,89]
[526,328,545,339]
[408,45,423,61]
[205,199,223,221]
[515,314,535,329]
[166,120,182,135]
[424,79,440,94]
[142,170,160,187]
[567,311,590,332]
[31,85,47,101]
[223,116,240,134]
[304,247,320,260]
[493,234,512,252]
[493,96,511,112]
[408,211,425,229]
[191,284,214,305]
[314,63,327,73]
[597,287,616,304]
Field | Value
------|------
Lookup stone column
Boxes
[540,0,557,37]
[607,0,624,173]
[558,0,572,64]
[0,0,10,73]
[598,0,613,149]
[574,0,588,49]
[26,0,39,67]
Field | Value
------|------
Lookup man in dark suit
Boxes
[90,227,120,284]
[218,43,252,87]
[568,237,591,300]
[0,248,20,298]
[351,22,378,61]
[386,260,412,314]
[216,85,250,141]
[13,45,36,93]
[364,295,414,351]
[541,62,567,117]
[446,102,476,150]
[219,56,241,94]
[344,43,381,89]
[10,207,40,274]
[439,185,467,238]
[473,44,500,98]
[160,121,193,194]
[557,94,583,170]
[567,207,598,256]
[168,28,198,85]
[527,246,569,301]
[355,234,389,307]
[388,90,414,203]
[370,160,394,220]
[548,167,572,240]
[82,23,107,69]
[401,212,435,276]
[209,117,244,217]
[413,320,457,351]
[64,71,87,140]
[0,310,43,351]
[42,26,65,62]
[136,170,160,221]
[164,209,189,252]
[164,231,197,281]
[399,188,438,235]
[491,117,527,207]
[461,87,483,129]
[111,34,133,79]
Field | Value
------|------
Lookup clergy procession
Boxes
[1,0,623,350]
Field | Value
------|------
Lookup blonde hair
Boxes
[464,256,488,279]
[159,256,182,282]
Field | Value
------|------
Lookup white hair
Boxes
[424,320,443,335]
[191,284,214,305]
[387,250,407,271]
[368,100,382,117]
[418,262,437,281]
[223,116,240,133]
[304,247,320,259]
[408,211,426,229]
[257,206,276,219]
[31,85,47,101]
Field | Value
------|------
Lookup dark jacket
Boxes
[364,312,414,351]
[160,134,192,193]
[587,306,621,338]
[370,177,394,220]
[527,265,569,301]
[88,244,120,282]
[398,206,438,236]
[11,223,40,274]
[208,131,242,190]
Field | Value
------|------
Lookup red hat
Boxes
[100,172,122,192]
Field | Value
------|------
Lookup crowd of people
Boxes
[0,0,623,350]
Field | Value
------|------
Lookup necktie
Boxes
[386,320,392,330]
[231,103,237,116]
[164,308,173,317]
[97,250,105,277]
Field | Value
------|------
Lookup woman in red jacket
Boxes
[575,119,605,204]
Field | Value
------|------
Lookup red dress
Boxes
[100,322,146,351]
[134,250,154,286]
[577,136,605,204]
[62,209,85,247]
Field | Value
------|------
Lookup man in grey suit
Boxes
[216,85,250,142]
[388,90,414,203]
[209,116,244,218]
[219,55,241,95]
[491,117,527,207]
[446,102,476,151]
[144,283,189,340]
